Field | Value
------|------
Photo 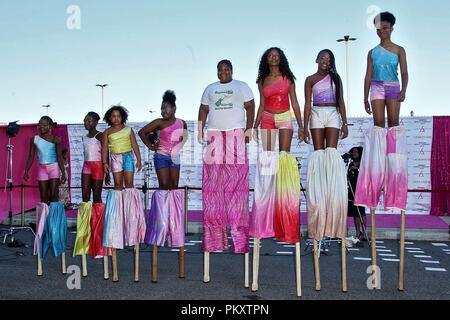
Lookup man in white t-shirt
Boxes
[198,59,254,282]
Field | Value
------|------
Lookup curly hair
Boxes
[103,105,129,126]
[256,47,296,84]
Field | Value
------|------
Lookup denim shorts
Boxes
[154,152,180,171]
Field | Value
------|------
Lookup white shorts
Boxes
[310,106,342,129]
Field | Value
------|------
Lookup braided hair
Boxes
[317,49,342,112]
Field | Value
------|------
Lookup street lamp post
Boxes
[96,84,108,117]
[42,104,50,115]
[337,35,357,116]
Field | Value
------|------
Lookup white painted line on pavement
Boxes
[405,247,422,250]
[189,240,202,243]
[407,251,425,254]
[376,249,392,252]
[184,243,196,246]
[413,255,432,258]
[375,240,384,244]
[283,245,296,248]
[276,251,293,255]
[353,257,372,261]
[404,241,414,245]
[425,267,446,272]
[431,243,448,247]
[347,248,360,251]
[420,260,440,264]
[376,245,387,248]
[382,258,400,262]
[378,253,397,257]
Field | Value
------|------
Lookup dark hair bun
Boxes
[162,90,176,106]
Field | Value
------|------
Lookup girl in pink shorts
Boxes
[24,116,67,265]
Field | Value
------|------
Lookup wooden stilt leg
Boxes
[103,256,109,280]
[295,242,301,297]
[371,210,378,289]
[112,248,118,282]
[61,252,67,274]
[314,240,321,291]
[203,252,210,283]
[398,210,406,291]
[342,238,347,292]
[81,254,88,277]
[179,246,185,279]
[134,244,140,282]
[152,245,158,283]
[244,252,249,288]
[37,252,43,276]
[251,238,260,292]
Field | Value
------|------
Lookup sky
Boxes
[1,0,449,125]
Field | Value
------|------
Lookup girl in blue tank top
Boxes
[363,11,409,128]
[23,116,66,203]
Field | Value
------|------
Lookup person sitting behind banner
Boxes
[347,146,367,241]
[59,148,71,208]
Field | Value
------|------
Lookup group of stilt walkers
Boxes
[25,11,409,296]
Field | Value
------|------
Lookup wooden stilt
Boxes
[314,240,321,291]
[203,252,210,283]
[112,248,118,282]
[179,246,185,279]
[81,254,88,277]
[295,242,301,297]
[244,252,249,288]
[152,245,158,283]
[398,210,406,291]
[134,244,140,282]
[251,238,260,292]
[342,238,347,292]
[371,210,378,289]
[103,256,109,280]
[61,252,67,274]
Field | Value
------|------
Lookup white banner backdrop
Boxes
[68,116,433,215]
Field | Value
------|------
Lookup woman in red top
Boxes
[253,47,304,150]
[250,47,303,296]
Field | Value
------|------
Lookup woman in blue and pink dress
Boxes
[23,116,67,275]
[355,11,409,213]
[102,105,146,282]
[139,90,188,282]
[355,11,409,291]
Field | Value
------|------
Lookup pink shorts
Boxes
[82,161,103,180]
[261,111,294,130]
[37,163,61,181]
[370,80,400,101]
